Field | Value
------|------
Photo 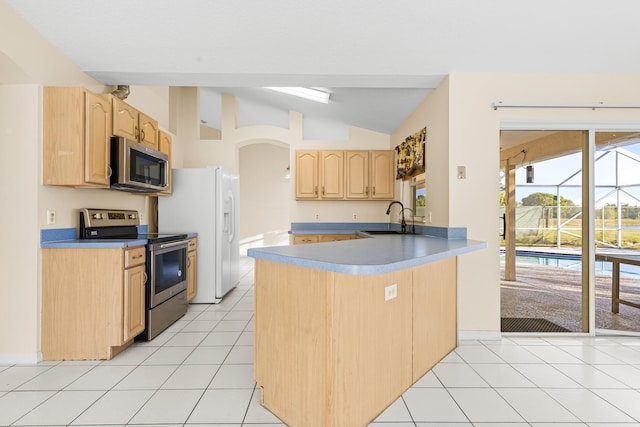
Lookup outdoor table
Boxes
[595,253,640,313]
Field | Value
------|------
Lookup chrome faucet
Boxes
[386,201,406,233]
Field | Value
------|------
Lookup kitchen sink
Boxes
[360,230,402,235]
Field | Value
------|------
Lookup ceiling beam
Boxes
[500,131,639,166]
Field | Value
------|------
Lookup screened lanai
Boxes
[500,131,640,334]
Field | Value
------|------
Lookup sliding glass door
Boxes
[593,133,640,334]
[501,128,640,335]
[500,130,587,333]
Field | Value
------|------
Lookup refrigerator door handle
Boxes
[228,193,235,243]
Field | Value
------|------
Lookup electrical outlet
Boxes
[385,284,397,301]
[457,166,466,179]
[46,209,56,225]
[428,211,433,223]
[352,213,358,221]
[314,213,319,220]
[139,212,144,221]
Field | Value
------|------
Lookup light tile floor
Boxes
[2,255,640,426]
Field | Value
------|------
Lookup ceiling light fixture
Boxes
[264,87,331,104]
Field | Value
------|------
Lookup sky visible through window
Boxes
[512,140,640,207]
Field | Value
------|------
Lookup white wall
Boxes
[447,72,640,336]
[0,0,100,90]
[0,2,173,362]
[392,77,450,226]
[181,90,397,225]
[0,85,40,361]
[0,1,99,362]
[394,72,640,337]
[239,142,290,242]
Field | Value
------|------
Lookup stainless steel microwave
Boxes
[110,136,169,192]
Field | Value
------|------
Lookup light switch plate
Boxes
[457,166,466,179]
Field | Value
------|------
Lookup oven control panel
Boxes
[81,208,141,228]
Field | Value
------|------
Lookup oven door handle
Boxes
[159,240,189,249]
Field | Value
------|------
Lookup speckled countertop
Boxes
[247,233,486,275]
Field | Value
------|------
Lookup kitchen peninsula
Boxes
[247,231,485,427]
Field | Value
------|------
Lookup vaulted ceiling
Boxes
[6,0,640,134]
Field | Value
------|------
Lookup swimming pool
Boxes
[500,250,640,278]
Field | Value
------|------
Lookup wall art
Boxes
[395,127,426,180]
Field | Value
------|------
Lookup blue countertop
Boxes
[40,227,197,249]
[247,234,486,275]
[41,239,149,249]
[289,222,468,239]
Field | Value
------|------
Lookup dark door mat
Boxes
[501,317,570,333]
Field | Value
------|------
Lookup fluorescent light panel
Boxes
[264,87,331,104]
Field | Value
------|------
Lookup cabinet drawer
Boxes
[293,235,319,245]
[188,238,197,252]
[125,246,146,268]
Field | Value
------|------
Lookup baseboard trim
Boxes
[0,352,42,365]
[458,330,502,341]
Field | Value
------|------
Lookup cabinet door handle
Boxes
[188,258,191,267]
[107,165,112,179]
[140,129,146,141]
[132,254,143,260]
[143,271,148,284]
[373,187,376,195]
[365,186,369,196]
[135,126,140,140]
[322,186,325,196]
[314,186,318,195]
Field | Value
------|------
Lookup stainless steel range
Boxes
[80,208,189,341]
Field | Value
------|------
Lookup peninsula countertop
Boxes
[247,234,486,275]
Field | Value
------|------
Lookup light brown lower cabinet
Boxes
[41,246,147,360]
[412,257,458,378]
[187,238,197,302]
[291,234,359,245]
[254,256,457,427]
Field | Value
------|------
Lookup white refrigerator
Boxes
[159,167,239,303]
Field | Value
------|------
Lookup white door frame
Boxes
[500,120,640,336]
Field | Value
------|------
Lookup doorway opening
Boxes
[500,130,640,334]
[238,141,291,254]
[500,130,586,333]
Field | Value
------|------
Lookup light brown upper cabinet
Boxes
[295,150,319,199]
[43,87,112,188]
[157,130,173,195]
[320,151,344,199]
[369,150,395,199]
[346,151,370,199]
[112,97,159,150]
[295,150,345,200]
[296,149,394,201]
